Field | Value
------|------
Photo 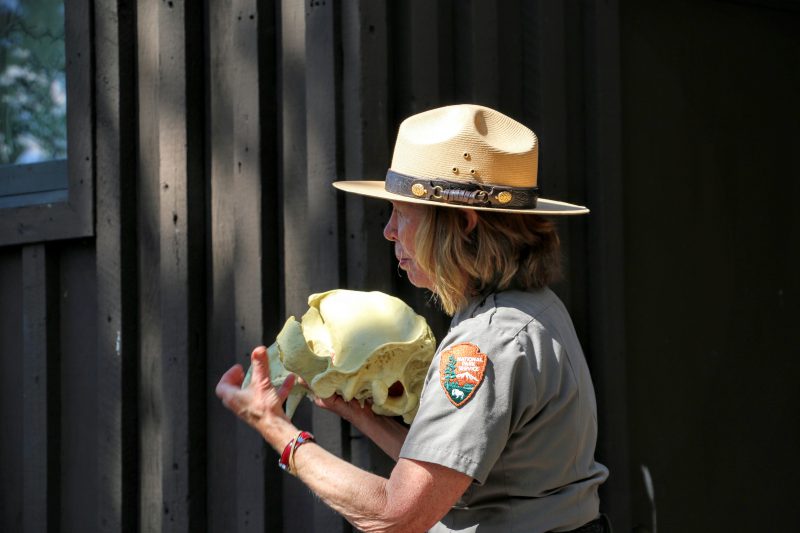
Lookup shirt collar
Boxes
[450,292,495,329]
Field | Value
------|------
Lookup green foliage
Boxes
[0,0,67,165]
[444,355,457,390]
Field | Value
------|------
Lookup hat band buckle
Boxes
[385,170,540,209]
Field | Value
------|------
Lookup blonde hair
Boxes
[414,207,561,315]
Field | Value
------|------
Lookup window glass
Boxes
[1,0,67,165]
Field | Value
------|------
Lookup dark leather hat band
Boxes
[385,170,539,209]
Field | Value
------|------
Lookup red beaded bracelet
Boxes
[278,431,315,474]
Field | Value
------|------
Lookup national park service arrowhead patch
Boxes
[439,342,487,408]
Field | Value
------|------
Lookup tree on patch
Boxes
[444,355,457,391]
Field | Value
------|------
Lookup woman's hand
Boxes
[311,391,408,462]
[292,374,374,425]
[215,345,298,451]
[313,394,375,425]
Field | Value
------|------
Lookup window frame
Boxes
[0,0,93,246]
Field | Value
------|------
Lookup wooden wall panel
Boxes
[136,0,163,530]
[465,0,500,106]
[581,1,632,529]
[0,249,23,532]
[95,0,140,531]
[135,0,207,531]
[155,1,207,531]
[58,240,99,532]
[206,0,285,531]
[21,244,59,532]
[304,2,349,531]
[233,0,277,530]
[277,0,351,529]
[279,0,308,317]
[278,1,316,531]
[390,0,450,116]
[495,0,524,118]
[258,0,285,528]
[621,1,799,530]
[341,0,393,297]
[206,0,241,531]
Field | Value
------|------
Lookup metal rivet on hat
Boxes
[451,167,458,174]
[463,152,470,160]
[497,191,513,204]
[469,169,476,175]
[411,183,427,197]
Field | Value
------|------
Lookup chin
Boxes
[399,262,434,291]
[407,274,434,292]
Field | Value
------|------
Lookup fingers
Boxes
[313,395,369,424]
[317,394,352,416]
[217,364,245,391]
[313,394,336,409]
[249,346,271,385]
[216,364,245,412]
[276,373,297,402]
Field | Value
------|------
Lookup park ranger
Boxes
[217,104,610,532]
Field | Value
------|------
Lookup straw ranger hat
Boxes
[333,104,588,215]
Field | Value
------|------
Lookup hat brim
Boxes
[333,181,589,215]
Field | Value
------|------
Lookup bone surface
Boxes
[244,290,436,423]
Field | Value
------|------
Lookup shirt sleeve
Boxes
[399,314,534,484]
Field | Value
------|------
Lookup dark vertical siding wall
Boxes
[621,1,800,531]
[0,242,98,532]
[0,248,23,532]
[58,241,99,532]
[0,1,635,531]
[95,1,139,531]
[206,0,284,531]
[21,244,59,532]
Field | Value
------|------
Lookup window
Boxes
[1,0,68,209]
[0,0,92,246]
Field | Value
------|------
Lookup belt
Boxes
[557,514,612,533]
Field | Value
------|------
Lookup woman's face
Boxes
[383,201,435,291]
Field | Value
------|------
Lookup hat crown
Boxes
[390,104,538,188]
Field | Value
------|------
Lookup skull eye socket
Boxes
[388,381,405,397]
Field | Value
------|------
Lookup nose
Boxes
[383,206,398,242]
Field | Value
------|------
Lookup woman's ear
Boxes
[462,210,479,233]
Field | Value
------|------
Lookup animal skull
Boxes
[244,290,436,423]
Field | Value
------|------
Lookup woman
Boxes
[216,104,609,532]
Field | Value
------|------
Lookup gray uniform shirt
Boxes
[399,288,609,533]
